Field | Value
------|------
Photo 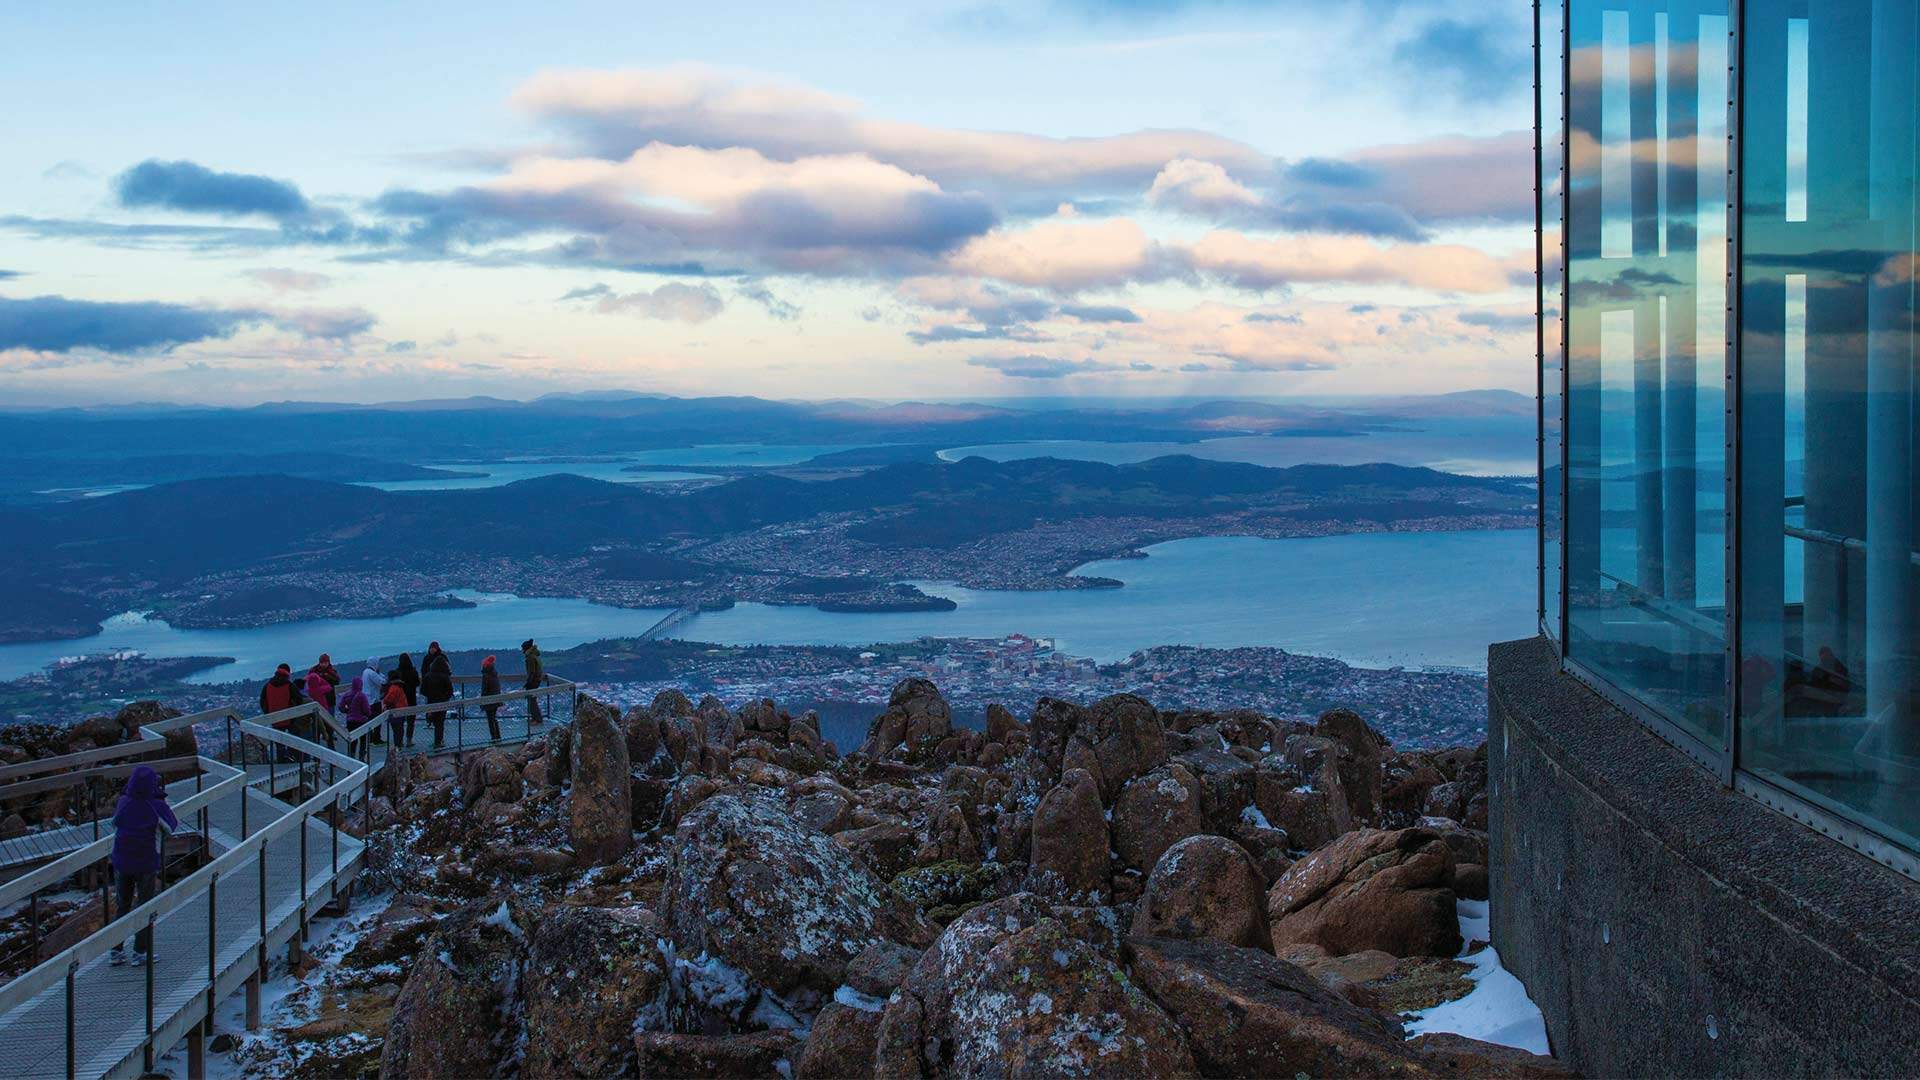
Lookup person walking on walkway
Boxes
[420,641,454,749]
[338,673,371,735]
[521,639,545,726]
[108,765,177,967]
[311,653,340,690]
[389,654,420,745]
[480,654,503,741]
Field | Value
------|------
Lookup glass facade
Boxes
[1540,0,1920,876]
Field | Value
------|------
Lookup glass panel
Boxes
[1740,0,1920,854]
[1543,0,1567,642]
[1567,0,1730,747]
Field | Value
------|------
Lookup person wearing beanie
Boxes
[480,654,502,740]
[260,663,304,718]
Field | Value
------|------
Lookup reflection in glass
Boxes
[1740,0,1920,852]
[1566,0,1729,747]
[1542,0,1566,642]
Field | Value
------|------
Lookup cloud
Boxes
[1057,303,1140,323]
[114,159,313,221]
[244,267,333,293]
[1393,18,1531,104]
[561,281,725,322]
[966,353,1126,379]
[511,65,1270,195]
[1147,158,1428,240]
[1335,131,1534,222]
[377,143,997,274]
[949,217,1166,291]
[0,270,20,281]
[267,306,377,340]
[0,294,256,353]
[1184,230,1515,293]
[1457,308,1535,333]
[737,279,800,320]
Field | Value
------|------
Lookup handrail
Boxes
[0,755,205,803]
[0,759,247,913]
[375,678,574,721]
[0,719,368,1016]
[0,709,205,785]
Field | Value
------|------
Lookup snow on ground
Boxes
[154,890,396,1079]
[1403,898,1551,1056]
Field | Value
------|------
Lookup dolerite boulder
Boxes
[1123,936,1427,1077]
[1130,835,1273,951]
[1408,1032,1579,1078]
[380,897,526,1079]
[633,1030,804,1078]
[1255,748,1353,852]
[1316,708,1385,822]
[875,893,1197,1078]
[459,748,522,808]
[1111,763,1206,875]
[522,905,668,1078]
[1267,826,1461,958]
[569,697,632,866]
[1027,768,1109,902]
[797,942,920,1080]
[665,794,927,1001]
[859,677,953,762]
[1075,693,1170,801]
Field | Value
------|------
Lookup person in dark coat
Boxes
[419,641,454,748]
[259,663,305,717]
[109,765,178,966]
[522,639,545,726]
[480,654,503,741]
[389,654,421,745]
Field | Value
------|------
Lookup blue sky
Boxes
[0,0,1535,405]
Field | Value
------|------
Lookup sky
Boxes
[0,0,1536,406]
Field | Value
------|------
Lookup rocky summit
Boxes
[252,680,1563,1078]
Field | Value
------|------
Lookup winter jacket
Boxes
[338,683,372,728]
[481,666,501,698]
[260,672,303,714]
[111,765,179,876]
[420,649,454,702]
[305,670,335,713]
[360,666,385,705]
[311,661,340,687]
[382,683,409,713]
[522,644,543,691]
[392,659,420,707]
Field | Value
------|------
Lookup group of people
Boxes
[257,639,547,749]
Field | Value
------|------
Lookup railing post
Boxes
[240,767,249,839]
[65,960,77,1080]
[208,871,220,1024]
[144,912,157,1071]
[257,835,268,976]
[299,810,309,916]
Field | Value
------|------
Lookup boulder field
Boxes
[334,679,1566,1078]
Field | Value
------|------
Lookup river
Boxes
[0,529,1535,683]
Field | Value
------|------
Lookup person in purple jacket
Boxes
[108,765,178,967]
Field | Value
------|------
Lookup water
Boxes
[940,417,1535,477]
[360,444,879,491]
[0,530,1534,682]
[0,591,676,684]
[679,530,1533,669]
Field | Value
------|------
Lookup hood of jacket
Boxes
[126,764,163,800]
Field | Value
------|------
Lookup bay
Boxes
[0,530,1535,683]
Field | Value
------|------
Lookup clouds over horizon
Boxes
[5,42,1533,396]
[0,293,377,356]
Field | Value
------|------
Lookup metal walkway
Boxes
[0,672,577,1079]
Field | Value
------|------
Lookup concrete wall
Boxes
[1488,636,1920,1078]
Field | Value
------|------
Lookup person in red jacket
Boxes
[259,663,304,719]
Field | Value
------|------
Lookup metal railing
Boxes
[0,708,367,1079]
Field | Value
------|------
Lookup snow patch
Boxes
[833,985,888,1013]
[1402,899,1551,1057]
[482,900,523,938]
[1240,804,1274,830]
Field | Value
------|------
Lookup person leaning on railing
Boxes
[108,765,177,968]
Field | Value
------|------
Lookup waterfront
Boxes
[0,529,1533,682]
